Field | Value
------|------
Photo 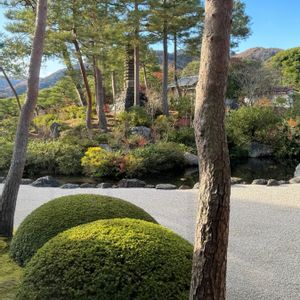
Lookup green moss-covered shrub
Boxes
[10,194,157,266]
[17,219,192,300]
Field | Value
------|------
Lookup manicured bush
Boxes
[17,219,192,300]
[25,140,84,175]
[226,106,281,156]
[10,194,157,266]
[81,142,186,178]
[0,138,13,171]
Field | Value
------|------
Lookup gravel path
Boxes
[1,183,300,299]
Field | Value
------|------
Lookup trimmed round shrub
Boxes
[17,219,193,300]
[10,194,157,266]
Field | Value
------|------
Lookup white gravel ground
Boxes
[1,183,299,299]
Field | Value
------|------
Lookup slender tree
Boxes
[0,66,22,110]
[190,0,233,299]
[0,0,48,238]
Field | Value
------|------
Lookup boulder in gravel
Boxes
[21,178,34,185]
[156,184,177,190]
[267,179,280,186]
[80,183,96,188]
[145,184,155,189]
[179,185,191,190]
[184,152,199,166]
[294,164,300,177]
[289,177,300,184]
[31,176,60,188]
[231,177,244,185]
[278,180,289,185]
[118,179,146,188]
[97,183,113,189]
[61,183,80,189]
[193,182,200,189]
[252,179,268,185]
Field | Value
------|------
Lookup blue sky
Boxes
[1,1,300,76]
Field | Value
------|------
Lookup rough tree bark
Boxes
[61,46,87,107]
[0,0,48,238]
[93,59,108,131]
[72,35,93,130]
[162,7,169,116]
[0,66,22,111]
[134,0,140,107]
[190,0,233,299]
[173,33,182,98]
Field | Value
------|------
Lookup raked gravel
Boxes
[1,183,299,300]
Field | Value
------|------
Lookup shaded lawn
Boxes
[0,239,22,300]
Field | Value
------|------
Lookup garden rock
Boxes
[267,179,280,186]
[130,126,151,139]
[252,179,268,185]
[279,180,289,185]
[145,184,155,189]
[289,177,300,184]
[179,185,191,190]
[193,182,200,189]
[99,144,112,152]
[21,179,34,185]
[118,179,146,188]
[156,184,177,190]
[249,142,273,158]
[294,164,300,177]
[231,177,244,185]
[97,183,113,189]
[184,152,199,166]
[31,176,60,188]
[80,183,96,188]
[60,183,80,189]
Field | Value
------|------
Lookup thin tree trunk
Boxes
[190,0,233,299]
[173,33,182,98]
[0,66,22,111]
[162,17,169,116]
[93,59,108,131]
[111,70,117,120]
[72,36,93,130]
[0,0,48,238]
[134,0,140,107]
[142,64,149,90]
[61,46,87,106]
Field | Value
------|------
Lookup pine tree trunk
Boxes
[173,33,182,98]
[61,46,87,106]
[0,0,48,238]
[124,46,134,111]
[134,45,140,106]
[72,37,93,130]
[0,66,22,111]
[162,20,169,116]
[93,59,108,131]
[142,64,149,90]
[111,71,117,120]
[189,1,233,299]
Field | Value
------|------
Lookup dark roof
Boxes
[168,75,199,89]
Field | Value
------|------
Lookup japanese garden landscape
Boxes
[0,0,299,299]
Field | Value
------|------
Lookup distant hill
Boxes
[154,50,195,69]
[233,47,283,62]
[0,69,66,98]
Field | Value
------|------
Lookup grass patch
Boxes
[0,238,22,300]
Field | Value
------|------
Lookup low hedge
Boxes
[17,219,193,300]
[10,194,156,266]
